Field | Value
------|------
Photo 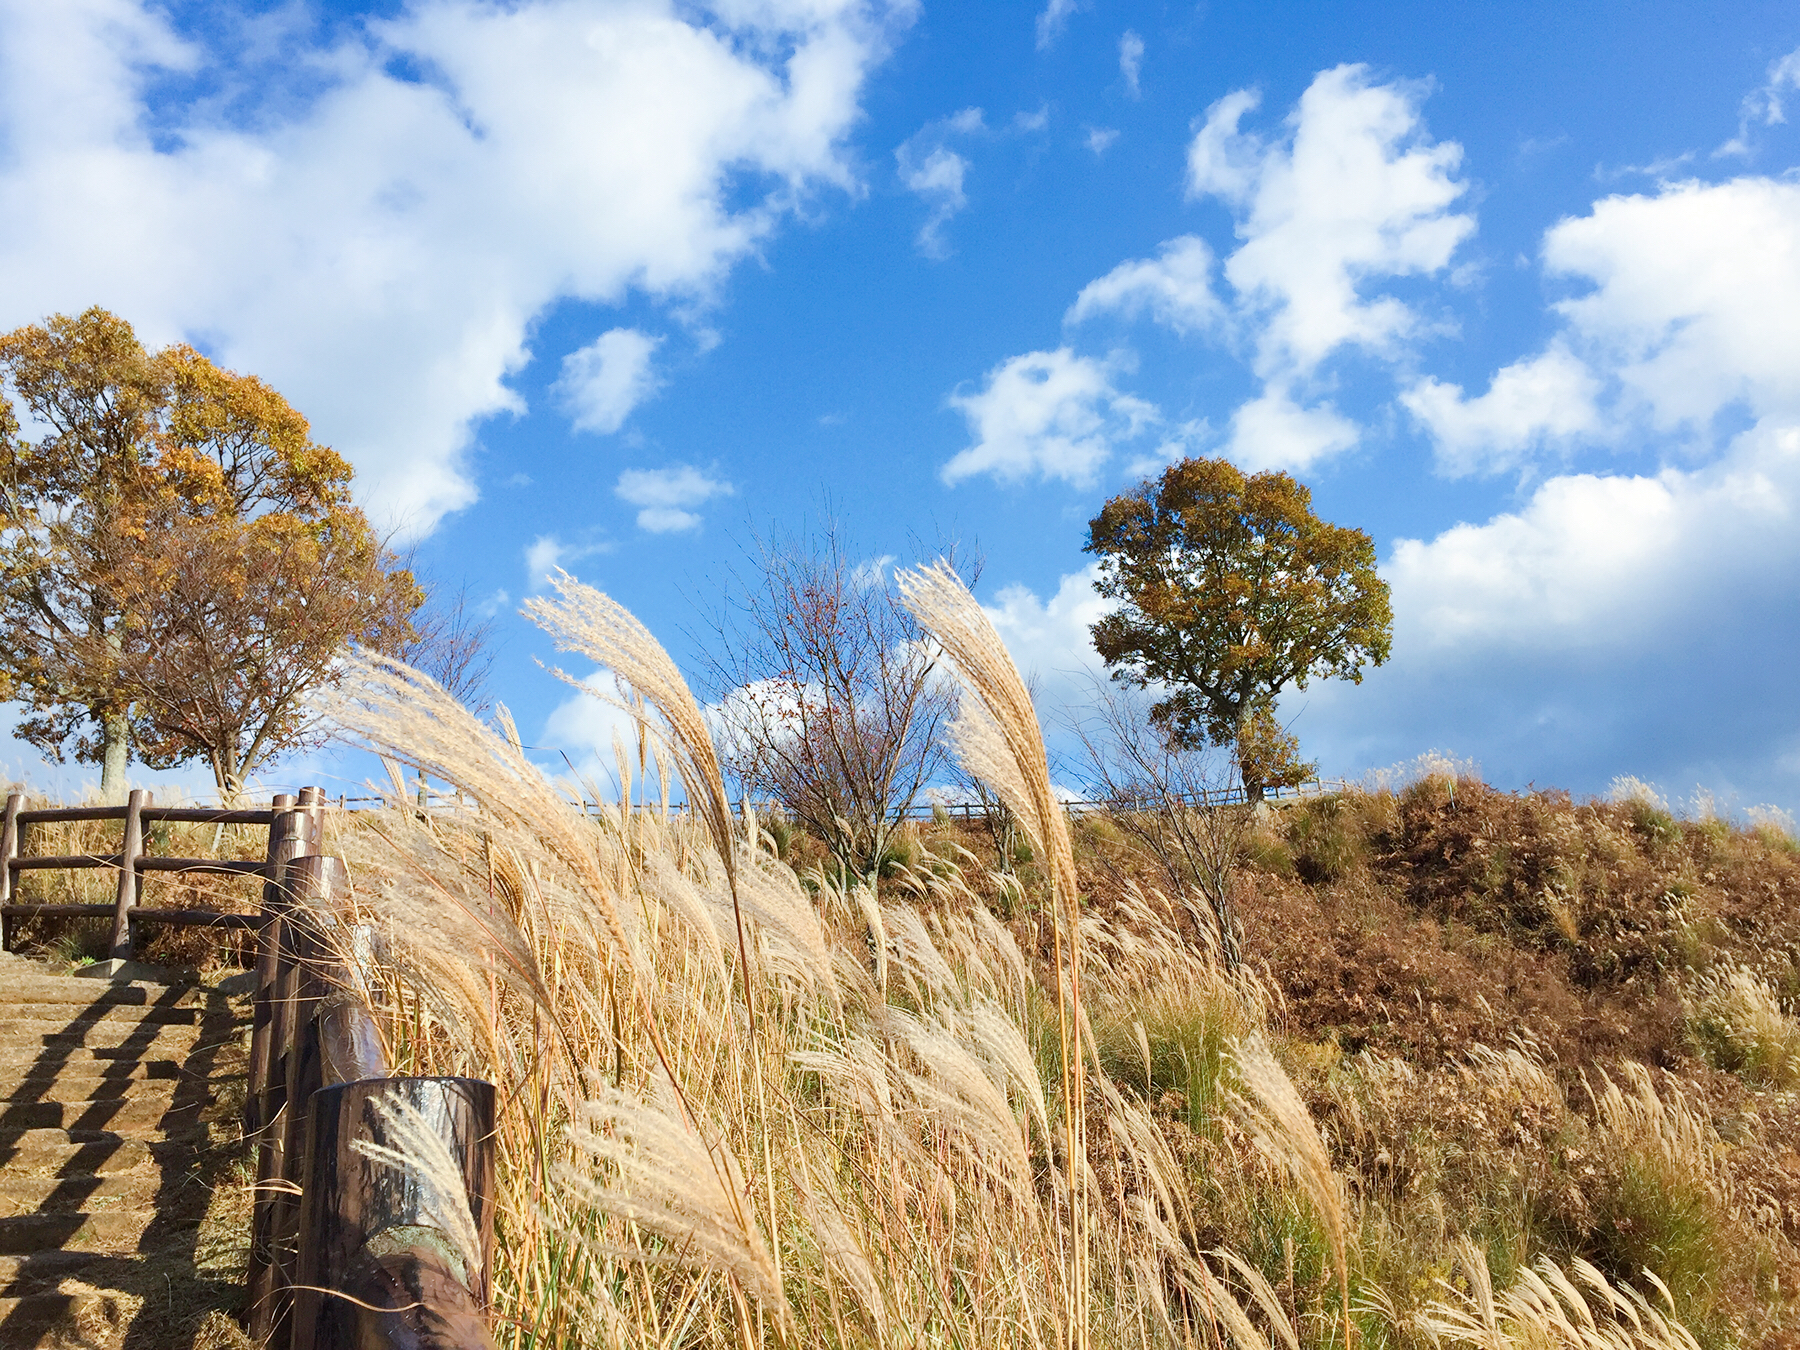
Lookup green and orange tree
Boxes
[0,307,419,800]
[1085,456,1392,800]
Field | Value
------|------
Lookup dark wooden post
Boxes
[292,1077,498,1350]
[0,792,22,952]
[246,794,300,1142]
[248,792,319,1346]
[109,788,149,962]
[265,849,353,1350]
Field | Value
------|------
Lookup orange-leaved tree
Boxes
[1085,456,1391,800]
[0,306,419,800]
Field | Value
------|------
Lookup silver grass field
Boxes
[309,567,1789,1350]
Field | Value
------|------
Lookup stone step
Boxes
[0,1290,108,1342]
[0,1116,203,1153]
[0,1063,200,1095]
[4,1002,201,1026]
[0,1044,191,1072]
[0,1094,198,1134]
[0,1169,160,1214]
[4,1022,200,1051]
[0,979,196,1007]
[0,1130,153,1171]
[0,1247,111,1289]
[0,1206,154,1253]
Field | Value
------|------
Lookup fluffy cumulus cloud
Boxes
[1353,172,1800,807]
[1053,64,1474,477]
[981,564,1110,706]
[1068,236,1221,335]
[540,670,654,798]
[523,533,610,588]
[555,328,662,434]
[614,464,733,532]
[0,0,908,533]
[1401,345,1603,476]
[943,348,1156,487]
[1407,178,1800,474]
[1188,68,1473,378]
[1225,387,1360,472]
[1289,422,1800,807]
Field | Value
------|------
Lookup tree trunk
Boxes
[100,706,129,802]
[97,624,131,802]
[213,748,243,808]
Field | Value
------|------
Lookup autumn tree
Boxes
[0,307,418,800]
[702,521,966,881]
[1085,456,1391,800]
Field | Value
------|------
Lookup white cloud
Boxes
[1188,65,1474,379]
[1067,235,1222,334]
[1123,419,1210,478]
[1054,64,1474,482]
[1084,126,1119,156]
[554,328,662,434]
[614,463,734,533]
[1546,177,1800,430]
[897,108,985,258]
[0,0,908,535]
[943,348,1156,487]
[1035,0,1079,50]
[981,565,1109,705]
[1391,423,1798,654]
[1407,176,1800,471]
[1720,46,1800,156]
[523,534,609,588]
[1401,345,1603,475]
[540,670,652,797]
[1288,418,1800,809]
[1119,30,1144,98]
[1225,386,1360,471]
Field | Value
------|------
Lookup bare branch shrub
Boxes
[1065,675,1252,966]
[399,577,497,717]
[700,521,964,881]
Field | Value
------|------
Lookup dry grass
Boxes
[294,575,1793,1350]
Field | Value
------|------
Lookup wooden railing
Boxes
[336,776,1355,821]
[0,786,498,1350]
[0,788,280,962]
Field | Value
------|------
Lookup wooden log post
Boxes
[248,791,325,1346]
[292,1077,498,1350]
[247,795,301,1137]
[0,792,22,952]
[109,789,149,962]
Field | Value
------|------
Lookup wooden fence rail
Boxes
[0,786,497,1350]
[333,774,1356,820]
[0,788,281,963]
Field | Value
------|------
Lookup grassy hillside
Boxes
[8,632,1797,1350]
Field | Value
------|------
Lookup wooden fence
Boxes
[0,787,497,1350]
[334,775,1355,820]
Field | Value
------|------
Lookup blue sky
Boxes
[3,0,1799,819]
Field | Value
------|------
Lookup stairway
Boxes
[0,951,251,1349]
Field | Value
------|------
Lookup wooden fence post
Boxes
[248,792,319,1346]
[0,793,21,952]
[291,1076,498,1350]
[109,788,150,962]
